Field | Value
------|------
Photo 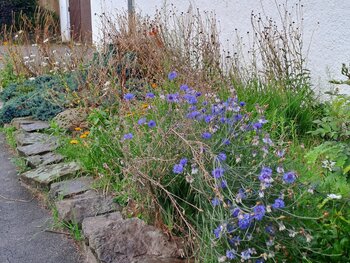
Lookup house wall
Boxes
[62,0,350,93]
[134,0,350,93]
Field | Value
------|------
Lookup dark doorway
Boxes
[69,0,92,42]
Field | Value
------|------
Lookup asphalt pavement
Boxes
[0,133,82,263]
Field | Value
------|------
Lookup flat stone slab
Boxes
[82,213,182,263]
[20,161,81,188]
[55,190,120,224]
[26,152,65,168]
[17,140,59,157]
[19,120,50,132]
[11,117,34,129]
[15,131,56,146]
[49,176,94,199]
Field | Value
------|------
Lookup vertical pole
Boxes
[128,0,135,35]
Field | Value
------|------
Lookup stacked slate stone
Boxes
[11,117,187,263]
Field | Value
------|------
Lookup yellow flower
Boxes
[141,103,149,109]
[83,131,90,135]
[151,83,157,89]
[80,134,87,139]
[74,127,82,131]
[70,139,79,144]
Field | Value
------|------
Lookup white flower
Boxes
[305,233,313,243]
[191,168,198,175]
[218,256,226,262]
[43,38,49,43]
[29,77,35,81]
[278,222,286,231]
[327,194,342,200]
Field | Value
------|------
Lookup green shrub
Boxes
[0,73,79,125]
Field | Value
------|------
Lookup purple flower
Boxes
[137,117,147,125]
[173,164,184,174]
[184,94,197,104]
[272,198,285,209]
[213,225,222,238]
[211,198,221,206]
[226,250,236,259]
[180,84,189,91]
[218,152,227,161]
[265,225,275,235]
[123,133,133,140]
[220,179,228,188]
[223,139,230,145]
[124,93,135,100]
[196,92,202,97]
[168,71,177,80]
[187,111,200,119]
[276,149,285,157]
[202,132,212,139]
[238,214,251,230]
[220,117,227,123]
[253,204,266,221]
[148,120,156,128]
[146,92,155,99]
[241,249,252,260]
[258,167,273,184]
[166,93,177,103]
[179,158,188,166]
[283,171,296,184]
[229,236,241,247]
[253,122,263,130]
[231,208,240,217]
[212,167,224,178]
[234,114,243,121]
[240,101,246,107]
[256,259,265,263]
[204,115,213,123]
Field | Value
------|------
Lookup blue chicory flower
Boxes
[238,214,251,230]
[180,84,189,91]
[272,198,285,209]
[173,164,184,174]
[218,152,227,161]
[220,179,228,188]
[123,133,133,140]
[146,92,155,99]
[179,158,188,166]
[283,171,296,184]
[202,132,212,139]
[148,120,156,128]
[258,167,273,184]
[211,198,221,207]
[213,225,222,238]
[168,71,177,80]
[226,249,236,259]
[212,167,224,178]
[241,249,252,260]
[253,204,266,221]
[137,117,147,125]
[124,93,135,100]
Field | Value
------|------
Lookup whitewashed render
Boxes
[65,0,350,94]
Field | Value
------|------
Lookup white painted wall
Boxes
[61,0,350,93]
[90,0,127,44]
[59,0,70,42]
[133,0,350,93]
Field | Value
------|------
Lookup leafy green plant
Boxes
[0,73,79,125]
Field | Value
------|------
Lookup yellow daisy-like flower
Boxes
[141,103,149,109]
[83,131,90,135]
[74,127,82,131]
[70,139,79,144]
[151,83,157,89]
[80,134,87,139]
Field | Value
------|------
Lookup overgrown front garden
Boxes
[0,5,349,263]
